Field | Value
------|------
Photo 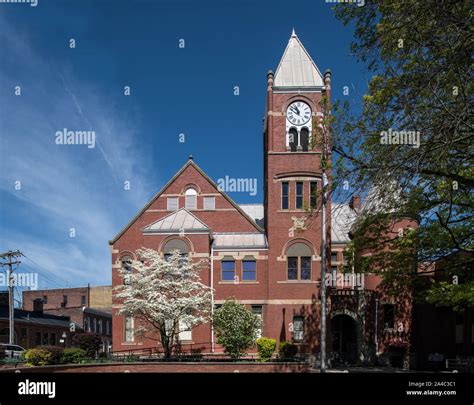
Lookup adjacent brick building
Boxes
[110,31,414,366]
[22,286,112,352]
[0,292,76,349]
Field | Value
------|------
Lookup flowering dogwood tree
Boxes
[114,248,213,358]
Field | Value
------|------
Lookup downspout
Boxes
[210,245,215,353]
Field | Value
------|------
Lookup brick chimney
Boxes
[349,195,361,212]
[32,298,43,313]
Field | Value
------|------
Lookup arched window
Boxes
[185,188,197,210]
[163,239,189,261]
[288,128,298,152]
[300,127,310,151]
[121,255,133,285]
[287,242,312,280]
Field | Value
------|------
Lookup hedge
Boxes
[256,337,276,362]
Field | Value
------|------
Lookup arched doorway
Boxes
[331,314,358,365]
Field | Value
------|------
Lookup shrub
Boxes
[38,346,64,365]
[0,346,5,364]
[71,333,102,358]
[61,348,87,364]
[256,337,276,362]
[213,299,262,359]
[24,348,53,366]
[278,341,298,359]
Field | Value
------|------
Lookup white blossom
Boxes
[114,248,213,356]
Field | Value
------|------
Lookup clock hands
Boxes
[290,106,300,116]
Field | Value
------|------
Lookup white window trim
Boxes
[167,197,179,211]
[185,188,197,210]
[203,196,215,210]
[124,316,135,342]
[178,320,192,341]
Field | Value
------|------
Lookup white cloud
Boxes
[0,15,155,287]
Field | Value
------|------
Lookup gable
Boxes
[109,159,263,244]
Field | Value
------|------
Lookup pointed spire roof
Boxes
[274,30,323,88]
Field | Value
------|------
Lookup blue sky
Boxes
[0,0,368,292]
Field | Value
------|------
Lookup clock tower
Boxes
[263,30,332,346]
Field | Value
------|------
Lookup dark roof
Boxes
[0,306,77,329]
[83,307,112,318]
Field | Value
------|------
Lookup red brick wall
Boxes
[2,362,310,373]
[23,287,89,312]
[0,319,71,350]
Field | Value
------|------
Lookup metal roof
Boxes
[274,30,323,88]
[142,208,210,234]
[331,203,357,243]
[212,233,268,250]
[239,204,264,227]
[237,202,356,244]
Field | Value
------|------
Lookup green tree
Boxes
[331,0,473,309]
[71,333,102,358]
[213,300,261,359]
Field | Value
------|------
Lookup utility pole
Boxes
[319,69,332,373]
[320,124,328,373]
[0,250,22,345]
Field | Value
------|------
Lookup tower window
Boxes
[300,127,310,151]
[310,182,317,208]
[185,188,197,210]
[287,257,298,280]
[296,182,303,209]
[288,128,298,152]
[287,257,312,280]
[282,182,289,210]
[287,242,313,281]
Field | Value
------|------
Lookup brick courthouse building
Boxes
[110,32,413,367]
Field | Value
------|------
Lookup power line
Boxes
[22,254,70,288]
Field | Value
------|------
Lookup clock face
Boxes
[286,101,311,126]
